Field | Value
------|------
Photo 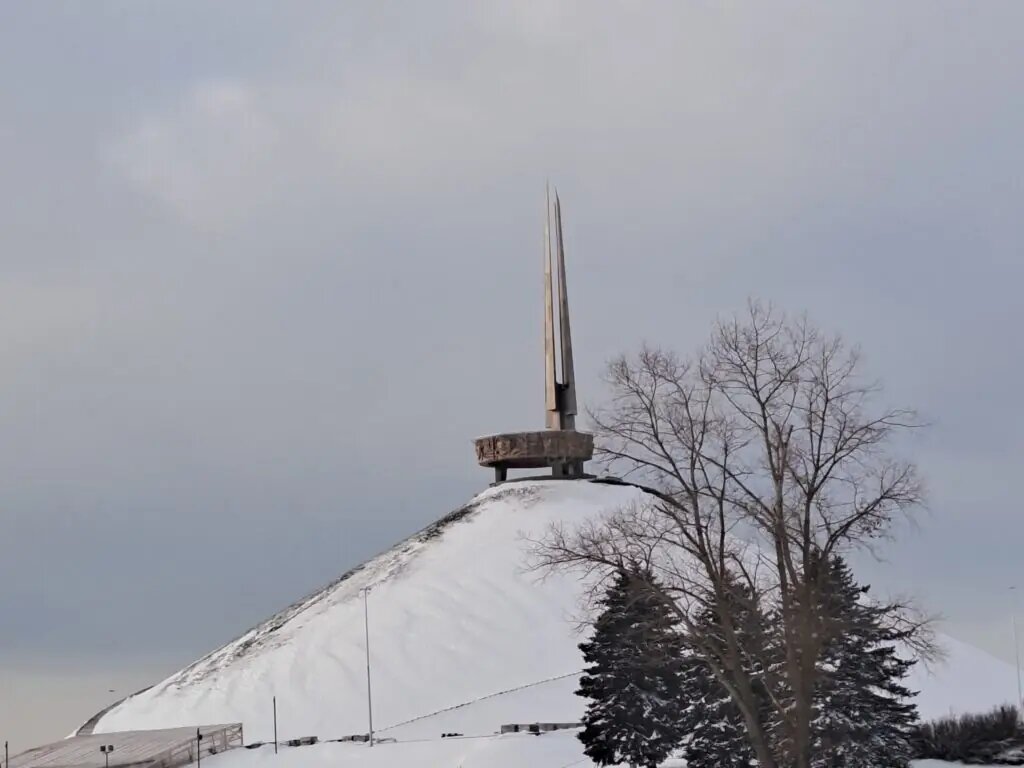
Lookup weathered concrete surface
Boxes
[477,191,591,482]
[474,430,593,474]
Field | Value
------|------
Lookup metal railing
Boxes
[147,725,244,768]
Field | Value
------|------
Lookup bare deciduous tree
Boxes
[533,302,931,768]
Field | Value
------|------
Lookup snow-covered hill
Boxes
[87,479,1016,750]
[206,732,685,768]
[199,737,1004,768]
[91,480,642,740]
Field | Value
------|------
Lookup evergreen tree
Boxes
[680,581,767,768]
[810,555,919,768]
[577,567,687,768]
[680,657,758,768]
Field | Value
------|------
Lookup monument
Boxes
[474,189,595,483]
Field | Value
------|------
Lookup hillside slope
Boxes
[89,479,1015,743]
[92,480,644,740]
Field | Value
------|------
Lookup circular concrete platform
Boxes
[474,430,594,477]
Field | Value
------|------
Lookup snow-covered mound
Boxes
[88,479,1016,744]
[202,737,1001,768]
[206,731,687,768]
[909,635,1017,721]
[92,480,644,740]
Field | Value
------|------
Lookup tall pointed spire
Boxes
[473,187,593,484]
[544,184,559,429]
[553,191,577,430]
[543,187,578,432]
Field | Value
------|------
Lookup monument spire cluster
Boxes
[544,187,577,432]
[473,188,594,484]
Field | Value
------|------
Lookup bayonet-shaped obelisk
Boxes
[544,188,578,431]
[544,186,559,429]
[474,187,594,483]
[553,191,577,429]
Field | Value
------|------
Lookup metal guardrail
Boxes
[8,725,244,768]
[147,725,244,768]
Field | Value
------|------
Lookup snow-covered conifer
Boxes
[577,567,687,767]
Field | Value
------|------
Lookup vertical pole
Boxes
[1011,614,1019,716]
[1013,587,1023,717]
[196,730,202,768]
[364,587,374,747]
[273,697,278,754]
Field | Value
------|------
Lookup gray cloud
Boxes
[2,0,1023,744]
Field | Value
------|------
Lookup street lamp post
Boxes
[363,586,374,748]
[1012,586,1023,716]
[196,730,204,768]
[100,745,114,768]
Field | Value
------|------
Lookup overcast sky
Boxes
[2,0,1023,748]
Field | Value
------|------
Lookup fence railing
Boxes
[147,725,244,768]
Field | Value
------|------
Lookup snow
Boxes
[197,737,988,768]
[93,481,644,741]
[908,634,1018,721]
[89,478,1018,764]
[206,733,613,768]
